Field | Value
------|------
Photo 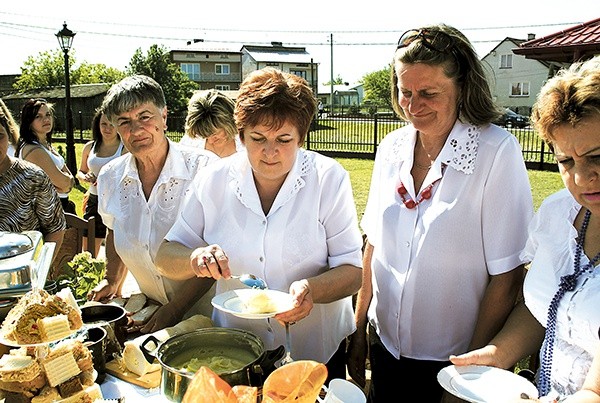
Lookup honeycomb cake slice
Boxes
[38,314,73,342]
[42,352,81,387]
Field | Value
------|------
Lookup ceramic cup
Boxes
[317,378,366,403]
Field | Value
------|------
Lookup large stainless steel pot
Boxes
[141,327,284,402]
[0,231,56,321]
[0,231,43,290]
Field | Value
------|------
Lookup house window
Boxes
[181,63,200,80]
[500,54,513,69]
[215,64,230,75]
[215,85,230,91]
[290,70,307,79]
[510,82,530,97]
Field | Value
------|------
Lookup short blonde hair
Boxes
[184,89,236,140]
[531,55,600,146]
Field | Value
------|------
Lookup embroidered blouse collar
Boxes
[390,120,480,175]
[229,149,314,216]
[119,140,193,183]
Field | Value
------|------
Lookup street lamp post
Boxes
[56,22,77,176]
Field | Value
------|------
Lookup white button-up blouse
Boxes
[361,121,533,361]
[165,148,363,363]
[97,141,216,307]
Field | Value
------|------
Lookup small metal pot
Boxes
[81,304,128,357]
[141,327,284,402]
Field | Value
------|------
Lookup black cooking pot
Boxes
[141,327,284,402]
[81,304,128,357]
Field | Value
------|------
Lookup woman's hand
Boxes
[347,329,368,387]
[274,279,314,325]
[190,244,230,279]
[87,279,120,303]
[82,171,97,184]
[449,344,501,367]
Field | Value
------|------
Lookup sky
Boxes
[1,1,598,85]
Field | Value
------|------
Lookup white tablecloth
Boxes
[100,374,168,402]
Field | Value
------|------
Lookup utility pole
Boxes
[330,33,334,116]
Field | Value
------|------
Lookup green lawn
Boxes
[337,157,564,219]
[58,143,563,218]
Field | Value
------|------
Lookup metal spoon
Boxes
[230,274,267,289]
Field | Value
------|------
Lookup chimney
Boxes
[527,33,535,41]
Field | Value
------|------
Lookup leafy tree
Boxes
[127,44,198,119]
[14,49,70,91]
[76,63,125,85]
[14,49,125,91]
[362,65,393,110]
[323,75,346,86]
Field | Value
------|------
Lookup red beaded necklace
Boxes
[397,179,440,209]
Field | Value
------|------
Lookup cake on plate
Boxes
[1,289,82,345]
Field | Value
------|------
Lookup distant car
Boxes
[494,108,530,128]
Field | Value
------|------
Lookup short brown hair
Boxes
[531,55,600,146]
[234,67,317,145]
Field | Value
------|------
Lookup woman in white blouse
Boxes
[451,56,600,402]
[347,24,534,402]
[156,67,363,382]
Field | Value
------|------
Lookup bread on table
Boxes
[0,339,101,402]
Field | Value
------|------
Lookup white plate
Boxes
[212,289,294,319]
[437,365,538,402]
[0,326,83,347]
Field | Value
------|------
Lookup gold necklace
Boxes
[413,161,432,170]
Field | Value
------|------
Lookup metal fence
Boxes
[58,109,557,172]
[305,113,557,171]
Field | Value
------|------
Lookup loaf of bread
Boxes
[0,339,99,402]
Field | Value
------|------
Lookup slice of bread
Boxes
[124,293,147,314]
[130,304,160,326]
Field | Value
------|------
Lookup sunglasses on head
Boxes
[396,29,455,54]
[26,98,47,106]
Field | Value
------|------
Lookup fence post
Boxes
[373,112,378,159]
[539,140,545,170]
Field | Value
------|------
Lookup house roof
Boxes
[2,83,110,100]
[513,17,600,62]
[317,83,360,96]
[171,44,241,54]
[242,44,314,64]
[483,37,525,58]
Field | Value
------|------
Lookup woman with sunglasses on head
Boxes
[347,23,534,402]
[16,98,76,214]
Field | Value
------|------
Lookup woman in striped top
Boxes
[0,99,65,262]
